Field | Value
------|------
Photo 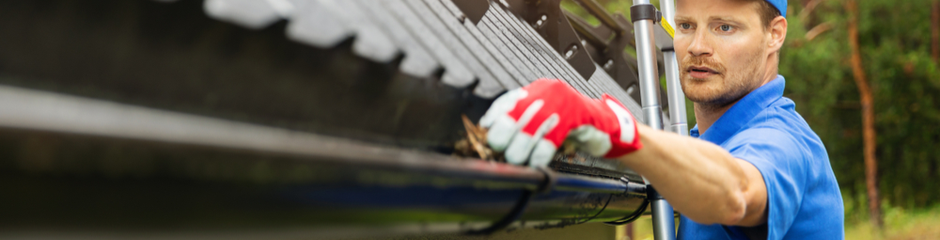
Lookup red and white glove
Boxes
[480,79,642,167]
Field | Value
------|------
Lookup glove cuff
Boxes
[599,95,643,158]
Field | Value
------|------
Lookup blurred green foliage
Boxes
[564,0,940,222]
[783,0,940,221]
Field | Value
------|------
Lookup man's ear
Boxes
[767,16,787,53]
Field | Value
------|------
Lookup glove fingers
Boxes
[480,89,528,128]
[505,114,559,166]
[488,99,544,152]
[504,133,534,165]
[568,126,613,157]
[529,138,557,167]
[486,115,517,152]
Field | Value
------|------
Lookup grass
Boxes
[624,205,940,240]
[845,205,940,240]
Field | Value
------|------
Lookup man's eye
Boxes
[719,25,733,32]
[679,23,692,29]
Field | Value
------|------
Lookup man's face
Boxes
[674,0,770,107]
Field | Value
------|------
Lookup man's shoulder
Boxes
[750,96,804,128]
[737,96,822,146]
[724,96,827,160]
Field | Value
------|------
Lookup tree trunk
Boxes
[846,0,883,229]
[932,1,939,63]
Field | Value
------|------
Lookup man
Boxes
[478,0,844,239]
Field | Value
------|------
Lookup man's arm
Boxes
[478,79,766,226]
[618,124,767,226]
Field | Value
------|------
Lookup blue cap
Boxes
[766,0,787,18]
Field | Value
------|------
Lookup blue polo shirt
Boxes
[677,76,844,240]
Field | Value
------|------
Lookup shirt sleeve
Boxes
[725,127,807,240]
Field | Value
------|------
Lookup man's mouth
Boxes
[687,66,719,79]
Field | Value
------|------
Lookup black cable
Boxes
[465,166,556,235]
[575,194,614,224]
[530,193,615,230]
[604,197,649,225]
[535,176,644,229]
[465,189,535,235]
[604,176,651,225]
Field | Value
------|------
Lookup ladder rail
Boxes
[630,0,686,239]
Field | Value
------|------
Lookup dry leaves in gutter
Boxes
[454,115,503,162]
[454,115,588,164]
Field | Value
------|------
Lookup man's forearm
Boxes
[616,124,754,225]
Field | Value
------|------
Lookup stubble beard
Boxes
[680,49,765,111]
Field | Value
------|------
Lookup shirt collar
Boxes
[690,75,786,144]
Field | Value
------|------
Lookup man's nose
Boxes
[687,30,712,57]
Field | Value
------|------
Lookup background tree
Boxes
[782,0,940,226]
[845,0,882,229]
